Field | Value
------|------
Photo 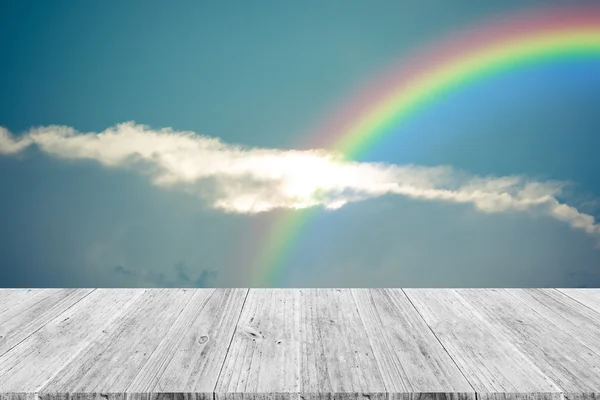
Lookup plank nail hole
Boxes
[276,340,282,345]
[198,335,209,344]
[240,325,264,340]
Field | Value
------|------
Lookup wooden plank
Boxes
[0,289,93,357]
[39,289,197,394]
[506,289,600,356]
[0,289,144,393]
[403,289,561,399]
[0,289,44,316]
[0,290,56,324]
[456,289,600,395]
[557,289,600,315]
[127,288,248,395]
[215,289,301,396]
[0,289,599,399]
[216,289,386,399]
[351,289,474,396]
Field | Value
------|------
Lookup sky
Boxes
[1,0,600,288]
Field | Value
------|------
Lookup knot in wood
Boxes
[198,335,209,344]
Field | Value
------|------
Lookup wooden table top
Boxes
[0,289,599,400]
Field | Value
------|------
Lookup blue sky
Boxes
[1,0,599,287]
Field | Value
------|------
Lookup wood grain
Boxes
[403,289,562,399]
[456,288,600,395]
[352,288,474,397]
[128,288,248,395]
[0,289,44,316]
[0,289,93,357]
[216,289,302,396]
[0,289,144,393]
[506,289,600,356]
[216,289,386,399]
[0,289,599,399]
[40,289,197,393]
[557,289,600,314]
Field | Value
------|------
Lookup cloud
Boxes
[1,122,599,243]
[195,270,218,288]
[114,265,135,277]
[113,262,217,288]
[174,261,191,283]
[0,127,32,155]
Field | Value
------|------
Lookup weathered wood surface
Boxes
[455,289,600,394]
[0,289,599,400]
[217,289,387,399]
[403,289,561,398]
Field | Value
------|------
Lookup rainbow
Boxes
[249,5,600,287]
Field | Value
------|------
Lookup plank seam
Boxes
[0,290,59,358]
[1,290,100,358]
[0,289,98,389]
[0,290,58,323]
[350,289,397,393]
[0,289,44,318]
[251,289,275,393]
[503,288,600,359]
[0,289,96,361]
[452,289,565,394]
[401,288,478,394]
[35,289,147,394]
[43,289,165,393]
[213,288,250,398]
[126,288,201,393]
[555,288,600,317]
[344,289,385,394]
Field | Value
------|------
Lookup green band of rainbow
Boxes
[339,32,600,160]
[249,7,600,287]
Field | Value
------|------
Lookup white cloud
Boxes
[0,127,32,155]
[1,122,599,242]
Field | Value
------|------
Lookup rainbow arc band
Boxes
[339,33,600,159]
[250,6,600,287]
